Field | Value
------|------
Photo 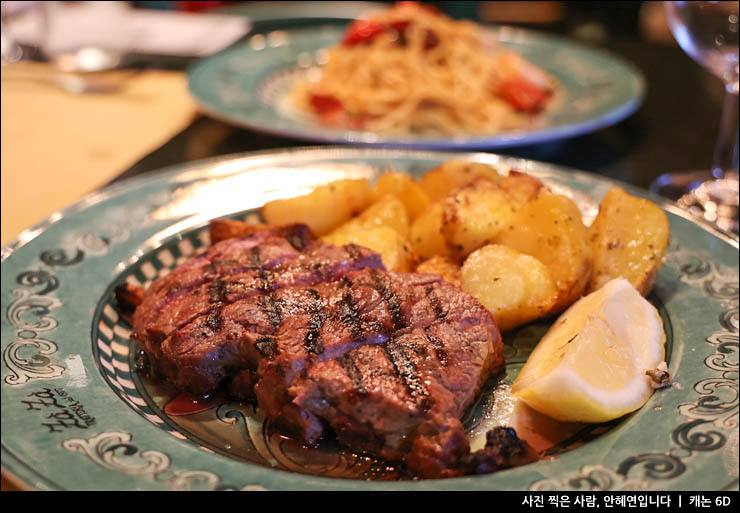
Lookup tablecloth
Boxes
[1,61,198,246]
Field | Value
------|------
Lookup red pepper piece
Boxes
[342,19,386,46]
[497,78,551,113]
[309,93,347,125]
[309,94,343,115]
[389,20,411,33]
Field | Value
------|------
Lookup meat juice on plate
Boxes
[466,382,588,457]
[136,352,597,480]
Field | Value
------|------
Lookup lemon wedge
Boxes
[511,277,666,423]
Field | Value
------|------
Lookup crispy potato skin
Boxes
[326,194,410,239]
[251,164,668,332]
[409,172,538,263]
[461,244,558,331]
[419,160,503,201]
[499,171,544,207]
[323,226,419,272]
[440,174,544,260]
[441,178,517,260]
[494,191,593,314]
[587,187,670,296]
[373,172,431,220]
[262,179,372,236]
[409,201,455,260]
[415,256,462,288]
[321,194,418,271]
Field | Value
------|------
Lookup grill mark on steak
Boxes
[137,239,385,345]
[304,289,326,355]
[425,286,446,321]
[248,245,262,268]
[369,268,405,332]
[208,279,228,303]
[337,276,364,341]
[255,336,278,359]
[250,245,285,350]
[204,305,223,332]
[423,327,448,366]
[153,228,307,301]
[257,294,283,331]
[249,246,276,293]
[337,352,368,396]
[345,243,361,262]
[285,228,312,251]
[382,338,431,411]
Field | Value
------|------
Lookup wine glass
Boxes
[650,1,739,234]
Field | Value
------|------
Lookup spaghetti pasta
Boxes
[292,1,558,136]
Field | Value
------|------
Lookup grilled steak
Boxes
[129,224,511,478]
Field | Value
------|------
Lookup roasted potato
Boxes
[415,256,462,288]
[262,179,372,236]
[323,226,419,272]
[461,244,558,331]
[373,172,431,220]
[494,191,593,313]
[441,178,518,260]
[419,160,503,201]
[587,187,670,296]
[409,201,455,260]
[326,194,410,239]
[499,171,545,208]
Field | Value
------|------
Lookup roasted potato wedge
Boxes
[499,171,545,208]
[409,201,455,260]
[415,256,462,288]
[441,178,517,259]
[323,226,419,272]
[373,172,431,220]
[587,187,670,296]
[461,244,558,331]
[262,179,372,236]
[326,194,410,239]
[495,191,593,313]
[419,160,503,201]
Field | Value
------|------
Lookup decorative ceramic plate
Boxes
[1,148,737,491]
[187,25,646,150]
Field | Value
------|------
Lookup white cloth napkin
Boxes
[4,3,251,57]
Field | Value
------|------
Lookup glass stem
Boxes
[711,85,739,179]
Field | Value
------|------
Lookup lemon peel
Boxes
[511,278,666,423]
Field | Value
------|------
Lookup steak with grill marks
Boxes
[129,224,513,478]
